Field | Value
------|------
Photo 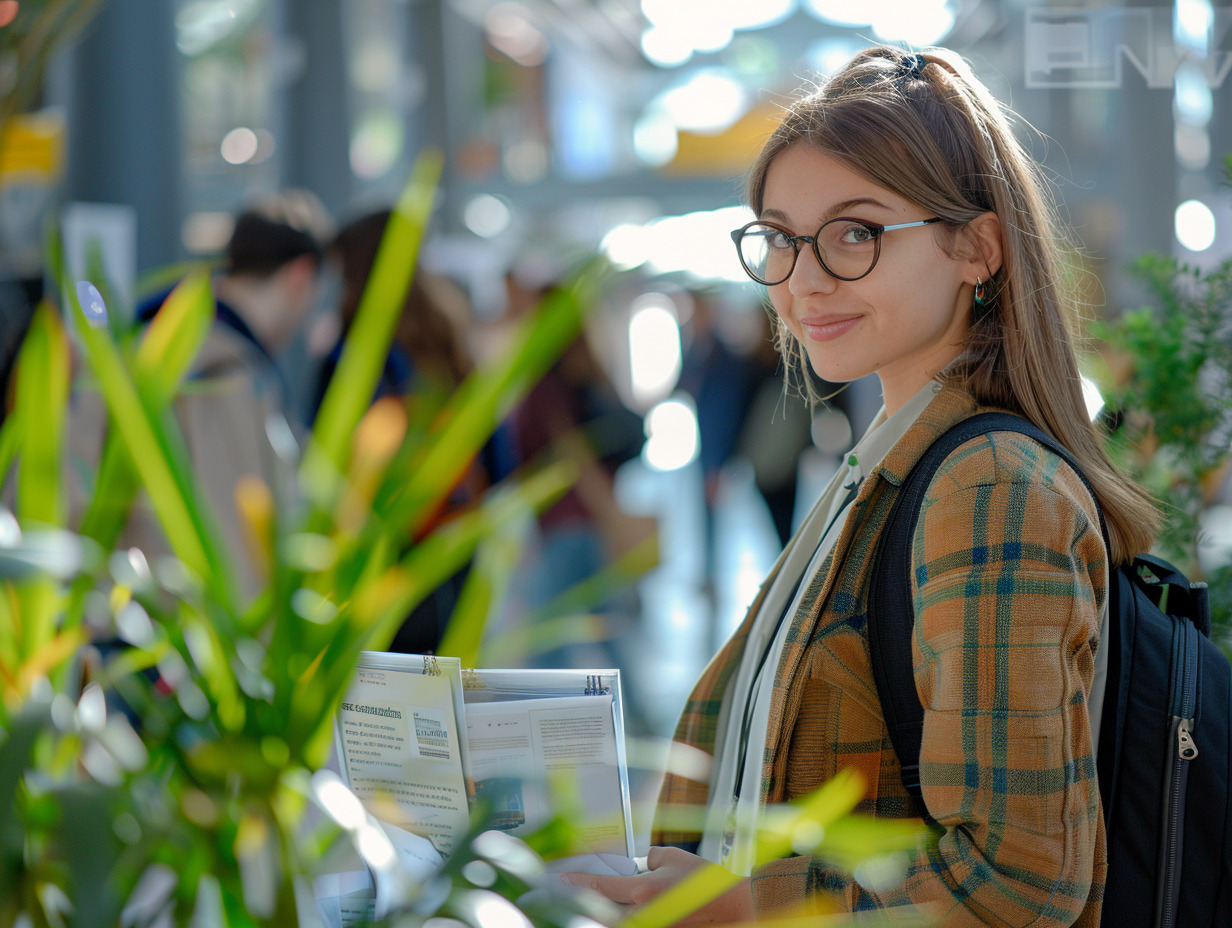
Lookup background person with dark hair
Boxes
[73,194,327,600]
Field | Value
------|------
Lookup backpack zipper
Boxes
[1158,621,1200,928]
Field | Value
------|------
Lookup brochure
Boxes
[333,656,635,871]
[334,653,470,856]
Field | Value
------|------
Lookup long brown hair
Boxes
[745,45,1159,564]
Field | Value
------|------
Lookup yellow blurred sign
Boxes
[0,109,65,184]
[663,102,780,176]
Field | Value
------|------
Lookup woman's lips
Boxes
[799,315,861,342]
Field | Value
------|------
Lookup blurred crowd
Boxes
[8,190,864,734]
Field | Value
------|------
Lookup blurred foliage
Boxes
[1090,249,1232,640]
[0,0,103,134]
[0,152,587,926]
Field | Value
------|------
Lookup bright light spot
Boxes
[462,860,498,887]
[1175,124,1211,171]
[689,20,734,54]
[1174,62,1213,126]
[640,0,759,57]
[724,0,796,30]
[176,0,258,55]
[641,25,693,68]
[312,771,367,830]
[1175,0,1214,55]
[463,194,513,238]
[871,0,956,46]
[471,892,532,928]
[1081,376,1104,421]
[77,682,107,733]
[802,0,871,28]
[603,208,753,280]
[0,508,19,547]
[633,110,679,167]
[355,822,397,869]
[351,40,400,92]
[485,3,549,66]
[220,127,259,165]
[1175,199,1216,252]
[644,398,699,471]
[628,296,683,406]
[853,852,909,892]
[790,820,825,854]
[600,223,650,271]
[291,588,338,624]
[350,110,404,179]
[603,206,755,281]
[807,37,867,77]
[656,70,747,134]
[471,831,545,876]
[653,206,753,280]
[503,138,549,184]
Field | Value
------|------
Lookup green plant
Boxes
[0,152,596,925]
[1090,245,1232,639]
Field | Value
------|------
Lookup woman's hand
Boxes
[561,846,753,926]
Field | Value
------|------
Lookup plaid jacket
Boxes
[653,382,1107,927]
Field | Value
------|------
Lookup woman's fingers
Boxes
[560,872,654,906]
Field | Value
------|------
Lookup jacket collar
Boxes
[873,377,981,487]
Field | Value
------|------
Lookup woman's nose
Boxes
[787,244,838,297]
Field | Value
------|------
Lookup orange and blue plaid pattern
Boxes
[654,382,1107,927]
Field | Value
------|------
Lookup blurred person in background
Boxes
[73,192,328,601]
[731,310,815,547]
[315,208,518,654]
[506,269,651,668]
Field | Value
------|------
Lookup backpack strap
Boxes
[867,411,1106,802]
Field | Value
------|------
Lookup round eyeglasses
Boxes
[731,216,945,286]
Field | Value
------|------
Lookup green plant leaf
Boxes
[386,265,602,541]
[305,150,443,495]
[65,280,236,610]
[14,302,69,528]
[134,269,215,404]
[437,463,577,667]
[289,460,577,765]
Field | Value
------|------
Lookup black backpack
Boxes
[867,411,1232,928]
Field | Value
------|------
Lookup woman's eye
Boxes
[767,231,792,249]
[839,224,876,245]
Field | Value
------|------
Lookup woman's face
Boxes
[761,143,976,414]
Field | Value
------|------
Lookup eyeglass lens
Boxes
[737,219,882,284]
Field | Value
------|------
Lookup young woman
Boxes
[565,46,1160,926]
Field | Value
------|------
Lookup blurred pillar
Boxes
[1111,67,1175,306]
[409,0,481,233]
[280,0,352,219]
[61,0,183,274]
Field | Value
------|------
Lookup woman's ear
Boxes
[963,211,1003,282]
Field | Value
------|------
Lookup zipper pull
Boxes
[1178,719,1199,761]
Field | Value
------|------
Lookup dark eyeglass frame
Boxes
[731,216,946,285]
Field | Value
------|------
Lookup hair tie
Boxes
[898,54,927,81]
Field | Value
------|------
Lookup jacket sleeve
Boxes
[751,439,1108,927]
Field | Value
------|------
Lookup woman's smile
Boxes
[797,313,862,342]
